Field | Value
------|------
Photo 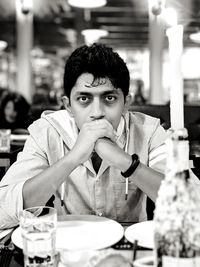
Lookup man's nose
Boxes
[90,98,105,120]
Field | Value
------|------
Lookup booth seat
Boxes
[129,104,200,155]
[129,105,200,132]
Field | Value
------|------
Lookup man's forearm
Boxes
[132,163,164,202]
[22,150,78,208]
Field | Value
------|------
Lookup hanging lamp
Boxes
[68,0,106,8]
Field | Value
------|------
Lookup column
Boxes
[15,0,33,102]
[148,10,165,104]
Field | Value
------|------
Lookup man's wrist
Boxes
[120,154,132,173]
[121,154,140,178]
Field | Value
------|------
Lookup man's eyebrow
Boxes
[74,92,92,96]
[74,90,120,96]
[101,90,120,95]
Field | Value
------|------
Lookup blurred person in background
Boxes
[0,90,30,132]
[133,80,146,105]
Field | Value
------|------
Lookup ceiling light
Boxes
[190,32,200,43]
[81,29,108,44]
[0,40,8,51]
[68,0,107,8]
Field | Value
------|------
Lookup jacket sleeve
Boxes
[0,131,49,229]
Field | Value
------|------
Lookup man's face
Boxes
[68,73,126,130]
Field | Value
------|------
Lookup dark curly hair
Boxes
[63,43,130,99]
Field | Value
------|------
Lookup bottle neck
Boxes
[165,137,189,179]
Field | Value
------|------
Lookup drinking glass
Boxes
[0,129,11,152]
[19,206,57,267]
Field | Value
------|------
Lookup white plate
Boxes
[12,215,124,251]
[125,220,154,249]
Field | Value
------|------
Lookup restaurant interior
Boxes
[0,0,199,176]
[0,1,200,266]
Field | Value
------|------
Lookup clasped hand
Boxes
[71,119,126,168]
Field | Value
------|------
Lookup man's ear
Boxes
[62,96,73,115]
[123,94,132,114]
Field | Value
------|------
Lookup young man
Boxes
[0,43,167,229]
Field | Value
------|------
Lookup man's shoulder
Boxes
[29,110,69,128]
[28,109,77,147]
[27,110,63,134]
[41,109,69,120]
[129,111,160,126]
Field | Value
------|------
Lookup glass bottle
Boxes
[154,128,200,267]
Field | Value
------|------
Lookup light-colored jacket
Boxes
[0,110,168,229]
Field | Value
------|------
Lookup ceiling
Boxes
[0,0,200,54]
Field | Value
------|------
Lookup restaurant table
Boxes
[0,230,153,267]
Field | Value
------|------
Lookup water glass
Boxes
[0,129,11,152]
[19,206,57,267]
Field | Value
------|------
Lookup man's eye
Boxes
[78,96,90,103]
[105,96,116,103]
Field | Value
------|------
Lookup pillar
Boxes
[15,0,33,103]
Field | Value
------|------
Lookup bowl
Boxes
[133,256,155,267]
